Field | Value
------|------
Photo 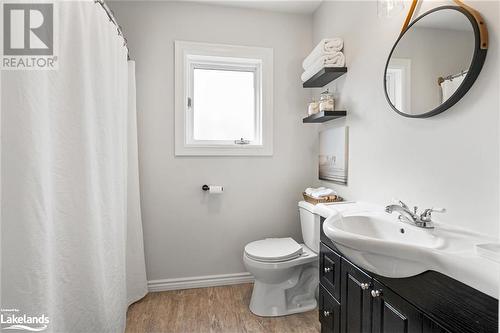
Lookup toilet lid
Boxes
[245,238,303,262]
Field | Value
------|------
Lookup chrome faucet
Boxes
[385,200,446,229]
[385,201,418,225]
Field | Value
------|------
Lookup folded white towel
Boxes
[303,38,344,70]
[310,188,336,199]
[305,187,337,199]
[301,52,345,82]
[305,187,326,196]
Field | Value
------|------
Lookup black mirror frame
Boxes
[383,6,487,118]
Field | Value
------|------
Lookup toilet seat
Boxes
[244,238,303,263]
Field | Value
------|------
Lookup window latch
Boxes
[234,138,250,145]
[187,97,192,109]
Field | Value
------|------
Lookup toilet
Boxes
[243,201,320,317]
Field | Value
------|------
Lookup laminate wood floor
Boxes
[126,283,320,333]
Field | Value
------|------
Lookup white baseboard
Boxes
[148,272,254,292]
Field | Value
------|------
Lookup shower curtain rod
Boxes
[437,70,468,85]
[94,0,131,60]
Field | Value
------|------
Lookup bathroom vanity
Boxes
[318,216,498,333]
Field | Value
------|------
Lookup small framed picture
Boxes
[319,126,349,185]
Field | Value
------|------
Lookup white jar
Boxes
[308,100,319,115]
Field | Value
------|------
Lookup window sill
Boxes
[175,144,273,156]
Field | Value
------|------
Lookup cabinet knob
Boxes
[324,267,333,273]
[360,283,370,290]
[323,310,331,317]
[371,289,382,298]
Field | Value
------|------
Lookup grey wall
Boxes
[110,0,499,283]
[109,1,316,281]
[314,1,499,237]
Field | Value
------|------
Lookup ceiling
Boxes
[111,0,323,14]
[192,0,323,14]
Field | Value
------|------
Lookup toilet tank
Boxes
[298,201,321,253]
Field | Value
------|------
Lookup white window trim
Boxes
[386,58,411,114]
[175,40,274,156]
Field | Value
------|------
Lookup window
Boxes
[193,68,256,142]
[175,41,273,156]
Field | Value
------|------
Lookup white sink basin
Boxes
[320,203,500,298]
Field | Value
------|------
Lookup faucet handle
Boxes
[420,207,446,222]
[424,207,446,214]
[399,200,409,210]
[391,198,409,210]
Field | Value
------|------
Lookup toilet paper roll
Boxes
[207,185,223,194]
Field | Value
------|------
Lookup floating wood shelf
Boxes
[302,111,347,123]
[303,67,347,88]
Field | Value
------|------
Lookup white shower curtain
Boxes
[1,2,147,332]
[441,75,465,103]
[126,61,148,306]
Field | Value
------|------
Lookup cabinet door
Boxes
[371,280,423,333]
[341,259,373,333]
[319,285,341,333]
[320,243,342,300]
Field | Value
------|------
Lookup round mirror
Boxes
[384,6,487,118]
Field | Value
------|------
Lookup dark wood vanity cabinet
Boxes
[421,317,450,333]
[318,243,490,333]
[371,280,424,333]
[336,256,424,333]
[318,217,498,333]
[340,259,372,333]
[320,243,341,300]
[319,285,341,333]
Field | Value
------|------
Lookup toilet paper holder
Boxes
[202,184,224,192]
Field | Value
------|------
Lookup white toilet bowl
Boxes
[243,202,320,317]
[243,239,318,316]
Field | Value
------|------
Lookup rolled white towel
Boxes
[303,38,344,70]
[301,52,345,82]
